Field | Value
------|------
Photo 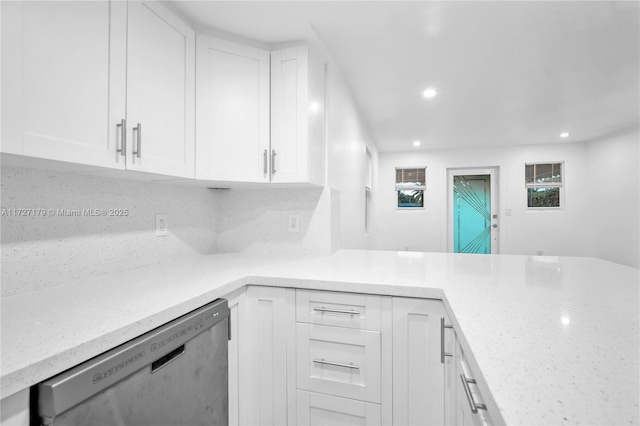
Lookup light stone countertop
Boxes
[1,249,638,425]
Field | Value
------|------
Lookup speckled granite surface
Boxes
[1,250,638,425]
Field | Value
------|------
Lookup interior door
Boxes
[126,0,194,178]
[448,168,499,254]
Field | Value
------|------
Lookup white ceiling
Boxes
[170,1,640,152]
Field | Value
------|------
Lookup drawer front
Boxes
[296,323,381,403]
[295,390,381,426]
[296,289,381,330]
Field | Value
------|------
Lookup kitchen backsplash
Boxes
[1,166,338,297]
[215,186,339,255]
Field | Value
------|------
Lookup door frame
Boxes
[446,167,500,254]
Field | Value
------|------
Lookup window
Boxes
[525,162,563,208]
[396,167,426,208]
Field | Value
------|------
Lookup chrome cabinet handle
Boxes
[271,150,276,175]
[313,358,359,370]
[116,119,126,156]
[460,374,487,413]
[263,149,268,175]
[440,317,453,364]
[313,307,360,316]
[132,123,141,158]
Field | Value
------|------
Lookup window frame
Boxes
[525,161,564,210]
[395,166,426,210]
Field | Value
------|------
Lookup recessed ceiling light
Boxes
[423,88,437,98]
[560,132,570,138]
[413,140,421,147]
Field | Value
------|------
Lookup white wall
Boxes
[370,142,595,258]
[1,166,341,297]
[214,186,339,255]
[325,63,379,249]
[370,134,640,268]
[586,128,639,268]
[0,166,218,296]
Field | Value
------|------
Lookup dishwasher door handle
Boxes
[151,345,185,374]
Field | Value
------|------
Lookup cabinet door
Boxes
[444,322,458,426]
[392,297,448,426]
[241,286,289,426]
[195,36,270,182]
[270,46,304,183]
[271,45,329,184]
[224,287,247,426]
[126,0,195,178]
[1,389,29,426]
[1,1,126,169]
[296,390,381,426]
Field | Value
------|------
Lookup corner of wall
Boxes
[214,186,339,256]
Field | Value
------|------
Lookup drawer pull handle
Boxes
[440,317,454,364]
[313,358,360,370]
[263,149,268,175]
[116,119,126,157]
[271,150,277,175]
[313,307,360,316]
[132,123,142,158]
[460,374,487,413]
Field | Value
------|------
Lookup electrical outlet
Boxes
[288,214,300,233]
[156,214,168,237]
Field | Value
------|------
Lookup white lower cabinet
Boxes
[236,285,292,426]
[296,289,382,330]
[0,389,29,426]
[225,286,245,426]
[296,323,381,403]
[1,286,497,426]
[296,390,382,426]
[392,297,450,426]
[444,324,458,426]
[233,286,494,426]
[293,290,390,425]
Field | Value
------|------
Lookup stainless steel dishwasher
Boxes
[34,298,229,426]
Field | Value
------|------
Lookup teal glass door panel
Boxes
[453,175,491,254]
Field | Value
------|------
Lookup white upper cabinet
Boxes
[1,1,126,169]
[3,1,322,183]
[195,35,270,182]
[1,0,195,178]
[126,0,195,178]
[195,41,326,185]
[270,46,325,185]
